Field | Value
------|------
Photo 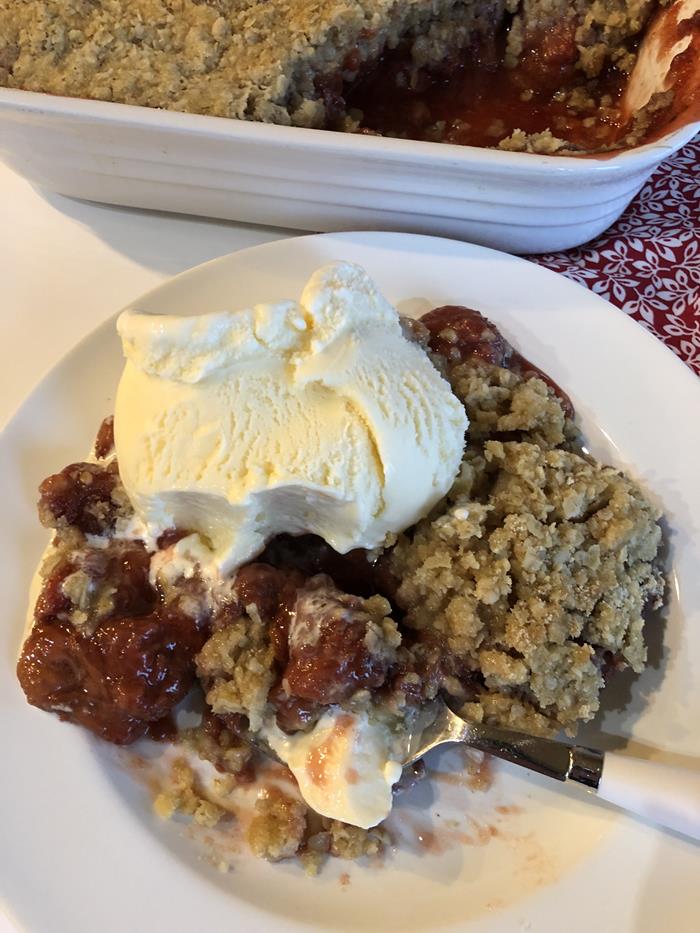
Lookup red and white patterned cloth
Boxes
[534,133,700,377]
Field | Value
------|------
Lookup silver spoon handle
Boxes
[459,720,604,787]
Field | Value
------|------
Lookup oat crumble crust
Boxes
[196,608,277,733]
[507,0,659,77]
[195,586,401,733]
[0,0,506,125]
[154,757,228,827]
[390,360,664,736]
[247,786,308,860]
[244,786,389,864]
[0,1,666,150]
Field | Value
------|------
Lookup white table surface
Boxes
[0,160,295,430]
[0,158,295,932]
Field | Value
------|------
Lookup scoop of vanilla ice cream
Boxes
[115,261,467,574]
[262,708,404,829]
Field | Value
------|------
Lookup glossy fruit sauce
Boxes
[345,24,633,150]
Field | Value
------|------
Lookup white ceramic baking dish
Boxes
[1,0,698,255]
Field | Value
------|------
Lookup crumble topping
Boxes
[245,785,390,862]
[0,1,674,152]
[247,787,308,860]
[391,357,663,735]
[0,0,507,126]
[37,460,130,537]
[196,573,403,734]
[325,818,389,858]
[182,710,254,777]
[154,758,229,828]
[197,607,276,733]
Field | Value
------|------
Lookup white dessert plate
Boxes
[1,232,698,933]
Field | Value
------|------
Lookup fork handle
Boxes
[595,752,700,842]
[459,722,700,841]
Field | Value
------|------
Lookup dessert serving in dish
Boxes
[0,0,700,253]
[1,3,697,253]
[1,0,697,154]
[4,232,700,932]
[17,257,665,868]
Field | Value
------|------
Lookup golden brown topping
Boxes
[247,787,307,861]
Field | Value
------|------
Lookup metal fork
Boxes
[404,699,700,842]
[245,697,700,840]
[405,700,603,786]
